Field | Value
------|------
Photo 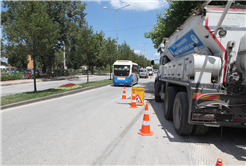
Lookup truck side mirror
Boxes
[151,60,154,65]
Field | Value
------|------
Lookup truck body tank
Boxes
[160,5,246,85]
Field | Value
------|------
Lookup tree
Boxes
[101,37,117,80]
[1,40,7,58]
[135,55,148,68]
[43,1,87,77]
[4,44,29,69]
[76,25,104,83]
[2,1,59,92]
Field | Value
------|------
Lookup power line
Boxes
[104,25,153,32]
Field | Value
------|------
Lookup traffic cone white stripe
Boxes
[137,103,153,136]
[121,86,127,99]
[142,121,150,126]
[144,111,149,114]
[130,90,138,108]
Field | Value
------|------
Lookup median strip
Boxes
[1,79,112,110]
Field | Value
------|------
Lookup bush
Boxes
[53,69,69,76]
[1,72,24,81]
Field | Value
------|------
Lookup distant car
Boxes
[139,69,149,78]
[154,69,158,73]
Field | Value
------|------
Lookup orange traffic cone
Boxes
[215,158,223,166]
[130,90,138,108]
[138,104,154,136]
[121,86,127,99]
[150,75,152,79]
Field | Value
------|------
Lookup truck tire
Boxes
[192,125,209,136]
[155,81,162,102]
[173,92,194,135]
[163,86,177,120]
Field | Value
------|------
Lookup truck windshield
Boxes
[147,69,152,71]
[140,69,146,72]
[114,65,130,76]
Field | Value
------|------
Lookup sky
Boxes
[84,0,168,61]
[1,0,169,61]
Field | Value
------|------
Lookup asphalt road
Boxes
[2,76,246,165]
[1,75,111,96]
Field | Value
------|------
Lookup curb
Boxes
[1,82,112,110]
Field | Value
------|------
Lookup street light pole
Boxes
[104,4,130,60]
[63,43,66,69]
[139,41,150,57]
[116,10,118,56]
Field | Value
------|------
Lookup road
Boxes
[2,76,246,165]
[1,75,111,96]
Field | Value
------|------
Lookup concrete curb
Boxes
[1,82,112,110]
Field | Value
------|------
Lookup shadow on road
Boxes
[109,78,246,161]
[149,99,246,161]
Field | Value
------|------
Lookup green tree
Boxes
[1,40,7,58]
[2,1,59,92]
[135,55,148,68]
[101,37,117,80]
[118,41,135,60]
[44,1,87,76]
[76,25,104,83]
[4,44,29,69]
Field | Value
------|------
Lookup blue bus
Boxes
[113,60,139,86]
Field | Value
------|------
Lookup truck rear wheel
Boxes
[173,92,194,135]
[163,86,177,120]
[192,125,209,136]
[155,81,162,102]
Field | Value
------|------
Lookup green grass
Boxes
[1,79,112,106]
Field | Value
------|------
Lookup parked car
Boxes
[139,69,149,78]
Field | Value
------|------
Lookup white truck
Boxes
[146,66,154,76]
[153,1,246,136]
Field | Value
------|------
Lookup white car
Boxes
[139,69,148,78]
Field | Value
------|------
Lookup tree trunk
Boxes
[33,55,37,92]
[91,66,94,75]
[110,63,112,80]
[42,64,46,74]
[87,64,89,83]
[47,55,52,78]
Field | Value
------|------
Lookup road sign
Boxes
[132,87,144,105]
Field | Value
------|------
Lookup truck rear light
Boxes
[192,114,215,121]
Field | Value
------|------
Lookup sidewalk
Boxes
[0,73,111,86]
[0,75,84,86]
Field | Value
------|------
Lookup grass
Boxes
[1,79,112,106]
